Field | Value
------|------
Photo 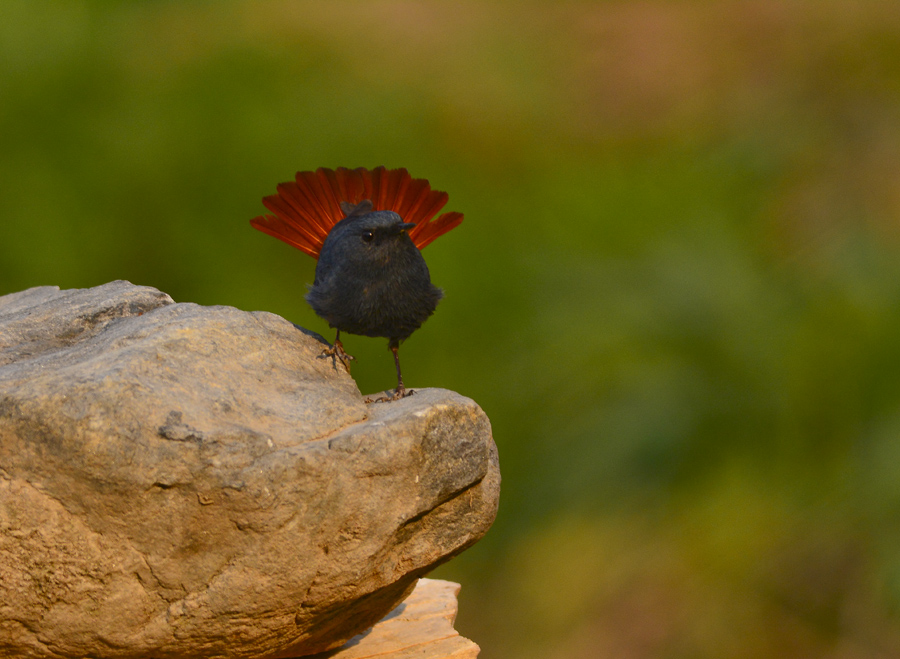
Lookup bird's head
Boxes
[319,204,418,267]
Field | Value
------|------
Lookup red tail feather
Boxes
[250,167,463,259]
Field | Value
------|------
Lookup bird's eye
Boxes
[361,231,374,243]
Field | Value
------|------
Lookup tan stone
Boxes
[0,281,499,659]
[314,579,479,659]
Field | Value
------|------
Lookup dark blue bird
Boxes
[251,167,463,400]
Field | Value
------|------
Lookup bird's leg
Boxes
[390,345,414,399]
[320,329,355,373]
[365,343,415,403]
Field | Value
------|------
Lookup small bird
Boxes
[250,166,463,400]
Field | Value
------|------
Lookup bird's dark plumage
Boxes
[250,168,462,400]
[306,209,443,345]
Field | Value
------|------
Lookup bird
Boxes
[250,166,463,401]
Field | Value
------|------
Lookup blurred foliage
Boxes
[3,1,900,657]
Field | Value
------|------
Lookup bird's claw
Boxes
[365,386,415,404]
[319,340,355,373]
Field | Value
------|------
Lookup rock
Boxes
[0,281,500,659]
[313,578,479,659]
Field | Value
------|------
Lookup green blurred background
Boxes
[4,1,900,656]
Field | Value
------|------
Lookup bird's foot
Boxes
[319,339,355,373]
[365,386,415,404]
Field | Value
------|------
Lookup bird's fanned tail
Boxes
[250,166,464,258]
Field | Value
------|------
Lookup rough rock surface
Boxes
[0,281,499,659]
[314,578,478,659]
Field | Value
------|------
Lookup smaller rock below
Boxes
[309,579,479,659]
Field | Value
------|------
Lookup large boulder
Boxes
[0,281,499,659]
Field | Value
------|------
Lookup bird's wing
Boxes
[250,167,464,258]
